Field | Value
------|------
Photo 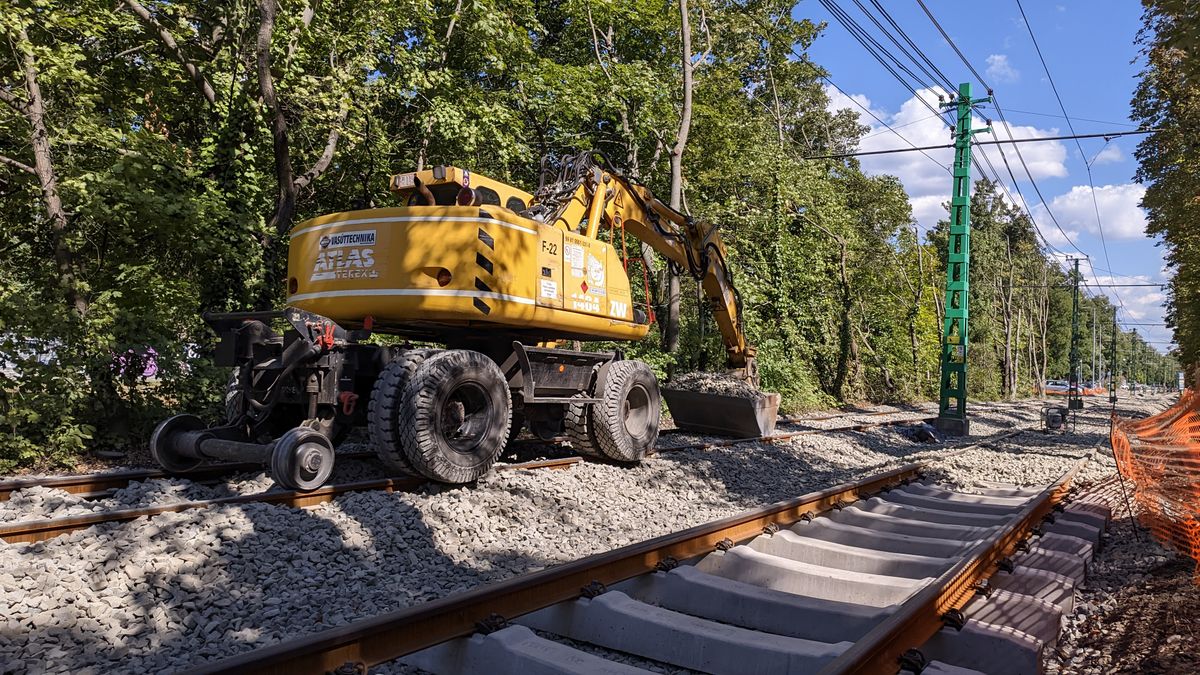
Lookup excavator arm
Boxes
[531,155,756,380]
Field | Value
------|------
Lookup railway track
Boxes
[0,405,1039,546]
[0,455,582,544]
[180,431,1108,675]
[0,407,939,503]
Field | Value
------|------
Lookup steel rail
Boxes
[817,455,1088,675]
[0,450,374,502]
[0,456,581,544]
[0,433,573,501]
[657,414,940,452]
[1,418,1029,546]
[180,462,925,675]
[179,428,1031,675]
[0,414,948,543]
[5,398,1040,501]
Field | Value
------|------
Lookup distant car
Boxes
[1044,380,1069,395]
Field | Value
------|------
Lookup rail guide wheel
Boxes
[150,414,206,473]
[270,427,336,491]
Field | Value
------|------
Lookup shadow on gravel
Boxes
[0,488,556,673]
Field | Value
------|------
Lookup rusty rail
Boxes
[180,462,927,675]
[0,450,376,502]
[0,456,582,544]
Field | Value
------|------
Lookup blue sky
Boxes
[797,1,1172,353]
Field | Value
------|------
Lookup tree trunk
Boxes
[663,0,695,355]
[837,238,858,398]
[257,0,295,235]
[15,26,87,316]
[257,0,347,238]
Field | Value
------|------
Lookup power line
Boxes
[913,0,1092,261]
[737,7,955,179]
[868,0,956,90]
[849,0,955,92]
[913,0,988,84]
[1010,283,1168,289]
[818,0,953,125]
[802,129,1154,159]
[858,112,944,140]
[1015,0,1128,311]
[998,107,1140,128]
[819,75,950,174]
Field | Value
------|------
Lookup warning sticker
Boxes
[565,243,585,269]
[540,279,558,299]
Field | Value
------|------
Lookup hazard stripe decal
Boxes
[476,252,494,275]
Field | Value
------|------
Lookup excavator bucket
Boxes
[660,388,781,438]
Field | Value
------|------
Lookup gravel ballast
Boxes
[0,395,1174,673]
[665,371,765,399]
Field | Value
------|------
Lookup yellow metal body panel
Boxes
[286,206,647,342]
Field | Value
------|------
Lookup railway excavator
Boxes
[150,152,778,490]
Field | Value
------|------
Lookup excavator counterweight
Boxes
[151,153,776,489]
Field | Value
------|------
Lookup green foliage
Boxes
[0,0,1178,470]
[1133,1,1198,380]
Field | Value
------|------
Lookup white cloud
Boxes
[823,87,888,128]
[1090,144,1123,165]
[1040,223,1082,250]
[986,54,1020,83]
[824,86,1069,230]
[1036,183,1147,240]
[975,119,1069,181]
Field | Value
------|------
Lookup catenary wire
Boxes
[1015,0,1128,312]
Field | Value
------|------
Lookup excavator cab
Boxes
[150,155,777,491]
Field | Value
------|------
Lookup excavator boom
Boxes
[529,154,756,379]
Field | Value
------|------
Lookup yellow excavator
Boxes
[150,152,777,489]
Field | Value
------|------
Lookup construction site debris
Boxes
[666,371,766,400]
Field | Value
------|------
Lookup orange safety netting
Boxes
[1111,389,1200,580]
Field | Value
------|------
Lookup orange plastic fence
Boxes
[1111,390,1200,579]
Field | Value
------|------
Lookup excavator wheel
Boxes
[368,349,439,475]
[565,394,604,458]
[569,360,660,462]
[398,349,511,483]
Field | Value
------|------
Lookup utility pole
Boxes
[1067,258,1084,410]
[1091,306,1097,383]
[935,82,990,437]
[1130,328,1139,395]
[1109,309,1118,403]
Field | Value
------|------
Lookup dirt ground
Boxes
[1050,504,1200,675]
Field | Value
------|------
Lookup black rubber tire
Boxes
[565,394,604,457]
[505,410,526,449]
[397,349,511,483]
[590,360,661,462]
[368,349,439,475]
